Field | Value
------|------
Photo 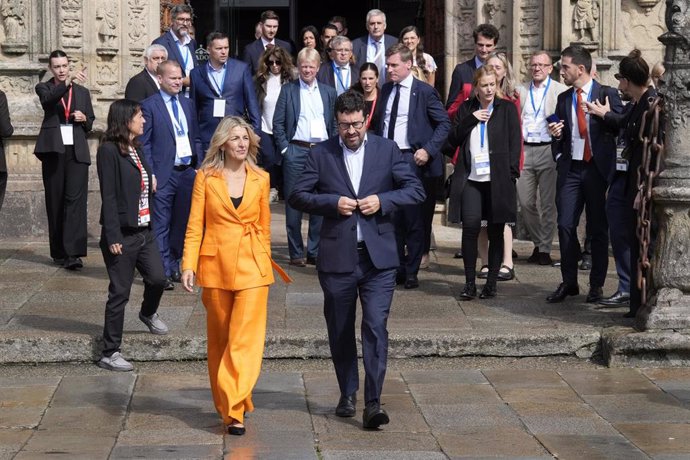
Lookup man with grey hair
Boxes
[351,9,396,83]
[125,44,168,101]
[316,35,359,94]
[152,4,198,96]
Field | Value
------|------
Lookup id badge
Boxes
[60,124,74,145]
[213,99,225,118]
[139,195,151,224]
[474,149,491,176]
[310,121,327,141]
[526,122,540,143]
[616,146,628,172]
[176,134,193,159]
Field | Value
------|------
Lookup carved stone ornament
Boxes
[638,0,663,13]
[572,0,599,42]
[96,1,119,50]
[1,0,28,54]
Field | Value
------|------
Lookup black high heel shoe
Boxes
[228,421,246,436]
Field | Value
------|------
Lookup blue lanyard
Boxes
[479,102,494,149]
[208,63,226,96]
[332,62,348,92]
[529,77,551,117]
[572,84,593,112]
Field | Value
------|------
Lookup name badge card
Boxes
[616,145,628,172]
[139,195,151,224]
[474,148,491,176]
[310,121,328,141]
[60,124,74,145]
[526,121,541,143]
[176,134,193,159]
[213,99,225,118]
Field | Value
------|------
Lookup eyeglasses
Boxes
[530,63,552,69]
[268,60,281,66]
[175,17,192,23]
[337,121,365,130]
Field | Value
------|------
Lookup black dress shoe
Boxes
[538,252,553,266]
[497,265,514,281]
[404,275,419,289]
[527,247,540,264]
[479,283,497,299]
[227,423,245,436]
[477,265,489,279]
[459,282,476,301]
[306,256,317,265]
[170,271,182,283]
[586,286,604,303]
[63,257,83,270]
[453,250,463,259]
[164,278,175,291]
[598,291,630,306]
[579,254,592,271]
[362,402,389,429]
[335,393,356,417]
[546,282,579,303]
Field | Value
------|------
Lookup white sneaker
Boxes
[139,312,169,335]
[98,352,133,372]
[269,188,279,203]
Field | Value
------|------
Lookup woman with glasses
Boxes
[443,67,521,300]
[351,63,380,131]
[399,26,437,87]
[254,46,296,201]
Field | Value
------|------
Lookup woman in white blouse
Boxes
[399,26,437,87]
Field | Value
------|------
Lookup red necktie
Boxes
[576,88,592,162]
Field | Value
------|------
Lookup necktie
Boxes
[387,83,400,140]
[375,41,385,79]
[576,88,592,162]
[171,96,191,165]
[265,43,275,51]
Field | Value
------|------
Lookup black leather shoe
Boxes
[579,254,592,271]
[362,402,389,429]
[598,291,630,306]
[63,257,83,270]
[538,252,553,266]
[306,256,317,265]
[479,283,497,299]
[527,247,540,263]
[170,271,182,283]
[404,275,419,289]
[497,265,514,281]
[586,286,604,303]
[453,250,463,259]
[477,265,489,279]
[546,283,579,303]
[335,393,356,417]
[227,423,245,436]
[459,282,476,301]
[164,278,175,291]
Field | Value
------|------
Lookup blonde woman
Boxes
[181,116,290,435]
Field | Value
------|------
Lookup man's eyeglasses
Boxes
[268,60,281,66]
[530,63,552,69]
[337,121,365,130]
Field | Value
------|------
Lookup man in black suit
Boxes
[152,4,197,96]
[124,44,167,102]
[316,35,359,95]
[0,89,14,211]
[546,45,623,303]
[374,43,450,289]
[446,23,499,109]
[242,10,294,75]
[34,50,95,270]
[351,9,397,83]
[289,90,424,429]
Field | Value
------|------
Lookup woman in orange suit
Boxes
[181,116,290,436]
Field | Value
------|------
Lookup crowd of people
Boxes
[4,3,663,436]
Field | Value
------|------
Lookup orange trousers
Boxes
[202,286,269,425]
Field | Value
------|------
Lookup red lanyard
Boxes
[131,148,146,192]
[365,95,377,131]
[60,86,73,122]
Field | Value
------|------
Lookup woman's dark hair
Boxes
[619,49,650,87]
[300,25,319,48]
[48,49,68,65]
[399,26,428,79]
[256,45,295,84]
[351,62,379,93]
[102,99,141,154]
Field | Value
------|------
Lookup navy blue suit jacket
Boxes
[272,80,337,153]
[152,32,198,78]
[374,78,451,178]
[552,80,623,183]
[446,57,478,109]
[242,38,294,75]
[139,92,202,188]
[288,134,425,273]
[351,34,396,69]
[189,59,261,146]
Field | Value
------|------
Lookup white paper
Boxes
[60,124,74,146]
[176,134,193,159]
[213,99,225,118]
[310,121,328,141]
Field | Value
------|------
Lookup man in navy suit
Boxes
[374,43,450,289]
[140,60,202,290]
[316,35,359,95]
[351,9,397,83]
[124,44,167,102]
[289,90,424,429]
[273,48,337,267]
[546,45,622,303]
[445,23,499,109]
[190,31,260,151]
[242,10,294,75]
[152,5,197,96]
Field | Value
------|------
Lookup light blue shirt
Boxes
[159,90,190,165]
[207,62,227,96]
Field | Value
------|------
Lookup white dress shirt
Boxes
[383,73,413,150]
[340,135,368,241]
[570,79,593,161]
[294,79,328,143]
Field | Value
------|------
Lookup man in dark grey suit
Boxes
[124,44,167,102]
[242,10,294,75]
[351,9,397,83]
[0,89,14,211]
[316,35,359,95]
[289,90,424,429]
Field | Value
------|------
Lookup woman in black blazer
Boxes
[444,66,521,300]
[96,99,168,372]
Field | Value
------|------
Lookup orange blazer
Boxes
[182,165,289,290]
